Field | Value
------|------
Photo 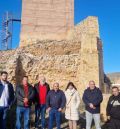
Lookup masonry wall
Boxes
[0,16,104,94]
[0,16,106,120]
[72,16,104,92]
[20,0,74,46]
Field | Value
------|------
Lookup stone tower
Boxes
[20,0,74,46]
[18,0,104,93]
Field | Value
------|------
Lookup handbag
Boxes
[66,91,76,109]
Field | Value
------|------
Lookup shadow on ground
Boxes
[6,105,108,129]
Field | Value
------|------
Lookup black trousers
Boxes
[109,118,120,129]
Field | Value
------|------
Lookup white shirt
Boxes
[0,81,9,107]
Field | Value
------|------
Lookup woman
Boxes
[65,82,81,129]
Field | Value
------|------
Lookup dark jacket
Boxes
[106,93,120,120]
[34,82,50,105]
[0,81,14,106]
[16,84,35,107]
[82,87,103,114]
[46,89,66,109]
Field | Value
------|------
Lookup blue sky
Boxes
[0,0,120,73]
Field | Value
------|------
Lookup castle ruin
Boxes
[0,0,104,94]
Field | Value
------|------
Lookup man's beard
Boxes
[1,78,7,82]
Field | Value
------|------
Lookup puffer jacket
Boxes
[65,89,80,120]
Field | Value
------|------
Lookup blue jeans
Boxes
[35,104,46,128]
[48,108,61,129]
[0,106,8,129]
[86,111,101,129]
[16,106,30,129]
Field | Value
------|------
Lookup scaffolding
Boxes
[1,12,13,50]
[0,11,21,50]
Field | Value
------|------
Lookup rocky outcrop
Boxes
[107,72,120,84]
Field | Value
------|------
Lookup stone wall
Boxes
[0,16,107,121]
[72,16,104,92]
[20,0,74,46]
[0,50,15,71]
[4,40,81,89]
[19,0,104,91]
[1,16,104,95]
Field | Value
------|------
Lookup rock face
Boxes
[0,16,104,94]
[107,72,120,84]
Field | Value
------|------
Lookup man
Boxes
[106,86,120,129]
[34,76,50,129]
[82,80,103,129]
[0,71,14,129]
[46,82,66,129]
[16,76,34,129]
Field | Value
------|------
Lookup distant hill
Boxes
[107,72,120,84]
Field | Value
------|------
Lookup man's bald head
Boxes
[89,80,96,90]
[53,82,59,91]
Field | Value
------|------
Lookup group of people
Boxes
[0,71,120,129]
